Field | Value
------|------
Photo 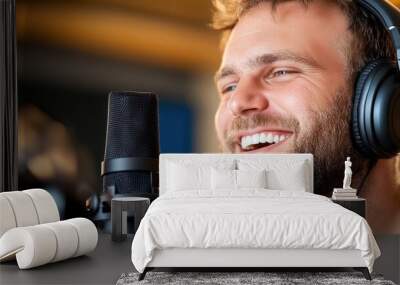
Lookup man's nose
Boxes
[228,78,269,116]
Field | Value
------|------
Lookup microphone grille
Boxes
[104,91,159,159]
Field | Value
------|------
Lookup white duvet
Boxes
[131,190,380,273]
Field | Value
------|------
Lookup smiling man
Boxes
[212,0,400,233]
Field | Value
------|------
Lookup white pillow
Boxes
[166,159,236,192]
[236,169,267,189]
[211,168,236,190]
[211,169,267,190]
[167,162,210,191]
[266,163,307,191]
[238,159,308,191]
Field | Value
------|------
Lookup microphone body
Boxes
[101,91,160,200]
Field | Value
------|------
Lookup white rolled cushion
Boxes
[23,189,60,224]
[0,218,98,269]
[64,218,98,257]
[211,168,236,190]
[0,196,17,238]
[42,221,79,262]
[0,226,57,269]
[0,191,39,227]
[236,169,267,189]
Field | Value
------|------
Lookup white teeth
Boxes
[240,132,289,149]
[245,136,252,146]
[266,133,274,144]
[241,137,246,148]
[252,133,260,145]
[260,133,267,143]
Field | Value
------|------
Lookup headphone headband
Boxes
[359,0,400,70]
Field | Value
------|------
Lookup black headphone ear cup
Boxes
[374,68,400,156]
[352,59,400,158]
[352,60,382,157]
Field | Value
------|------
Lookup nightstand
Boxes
[111,197,150,242]
[331,197,366,218]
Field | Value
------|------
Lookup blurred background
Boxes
[16,0,221,218]
[16,0,400,219]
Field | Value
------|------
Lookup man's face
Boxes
[215,1,351,153]
[214,1,365,194]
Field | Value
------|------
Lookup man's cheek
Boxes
[276,80,330,113]
[278,90,318,130]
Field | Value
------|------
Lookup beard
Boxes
[220,88,371,196]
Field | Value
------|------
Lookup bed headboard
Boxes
[159,153,314,195]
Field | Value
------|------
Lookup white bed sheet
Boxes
[131,190,380,273]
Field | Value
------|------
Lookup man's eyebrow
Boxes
[214,67,238,83]
[214,51,321,83]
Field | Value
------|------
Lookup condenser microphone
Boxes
[101,91,160,201]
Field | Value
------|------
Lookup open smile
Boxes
[237,129,293,152]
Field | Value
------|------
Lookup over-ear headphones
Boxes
[352,0,400,158]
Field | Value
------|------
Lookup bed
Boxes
[131,153,380,280]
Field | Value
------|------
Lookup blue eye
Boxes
[265,69,298,82]
[222,84,237,94]
[273,70,289,77]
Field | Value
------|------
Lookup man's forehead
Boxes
[227,1,348,45]
[216,0,350,80]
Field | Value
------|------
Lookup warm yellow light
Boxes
[391,0,400,7]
